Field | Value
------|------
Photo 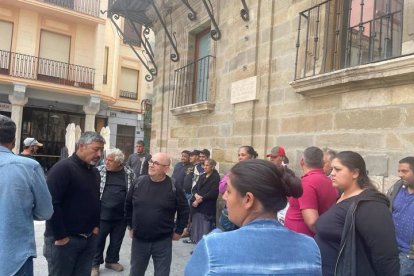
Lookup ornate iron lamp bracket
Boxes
[201,0,221,40]
[240,0,249,21]
[109,14,157,81]
[151,2,180,62]
[180,0,197,20]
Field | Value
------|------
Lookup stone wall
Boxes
[151,0,414,192]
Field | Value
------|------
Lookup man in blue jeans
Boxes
[0,115,53,276]
[44,131,105,276]
[388,157,414,276]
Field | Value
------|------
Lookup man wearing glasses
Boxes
[125,152,189,276]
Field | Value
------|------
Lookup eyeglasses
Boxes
[149,159,170,167]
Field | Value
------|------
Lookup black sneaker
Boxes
[182,239,195,244]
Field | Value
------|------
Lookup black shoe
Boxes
[182,239,195,244]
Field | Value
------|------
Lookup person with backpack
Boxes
[125,152,189,276]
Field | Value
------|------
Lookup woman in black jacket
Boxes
[189,158,220,243]
[315,151,400,276]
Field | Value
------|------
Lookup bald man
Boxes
[125,152,189,276]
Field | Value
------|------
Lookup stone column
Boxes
[83,95,101,132]
[8,84,28,153]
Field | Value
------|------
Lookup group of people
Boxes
[1,113,413,276]
[184,145,413,276]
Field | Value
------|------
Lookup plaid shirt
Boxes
[97,165,135,200]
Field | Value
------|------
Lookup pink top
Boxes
[284,169,337,237]
[219,173,229,194]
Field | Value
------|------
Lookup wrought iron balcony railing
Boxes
[294,0,406,80]
[0,50,95,89]
[41,0,100,17]
[172,55,215,108]
[119,89,138,100]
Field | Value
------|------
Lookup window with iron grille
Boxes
[172,29,215,109]
[294,0,411,80]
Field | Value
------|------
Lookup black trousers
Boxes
[92,219,127,266]
[130,236,172,276]
[43,235,97,276]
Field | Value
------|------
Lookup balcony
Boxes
[172,55,215,109]
[294,1,407,80]
[0,50,95,90]
[119,90,138,100]
[40,0,100,17]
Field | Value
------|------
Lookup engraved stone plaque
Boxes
[231,76,257,104]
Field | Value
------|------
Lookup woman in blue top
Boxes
[185,159,322,276]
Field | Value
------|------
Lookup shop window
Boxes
[95,117,107,133]
[116,125,135,161]
[21,108,85,172]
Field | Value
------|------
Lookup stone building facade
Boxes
[150,0,414,191]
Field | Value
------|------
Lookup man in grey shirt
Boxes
[126,140,151,177]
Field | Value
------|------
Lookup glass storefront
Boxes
[21,107,86,173]
[21,107,108,172]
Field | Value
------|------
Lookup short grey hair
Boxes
[106,148,125,163]
[78,131,105,145]
[322,147,337,161]
[205,158,217,167]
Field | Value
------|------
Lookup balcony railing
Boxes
[120,90,138,100]
[0,50,95,89]
[41,0,100,17]
[172,55,215,108]
[294,1,406,80]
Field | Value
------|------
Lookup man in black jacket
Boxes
[125,152,189,276]
[171,150,191,192]
[44,131,105,276]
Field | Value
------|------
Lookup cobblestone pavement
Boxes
[34,221,195,276]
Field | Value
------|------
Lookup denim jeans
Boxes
[44,235,97,276]
[130,236,172,276]
[14,257,33,276]
[93,220,126,266]
[399,252,414,276]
